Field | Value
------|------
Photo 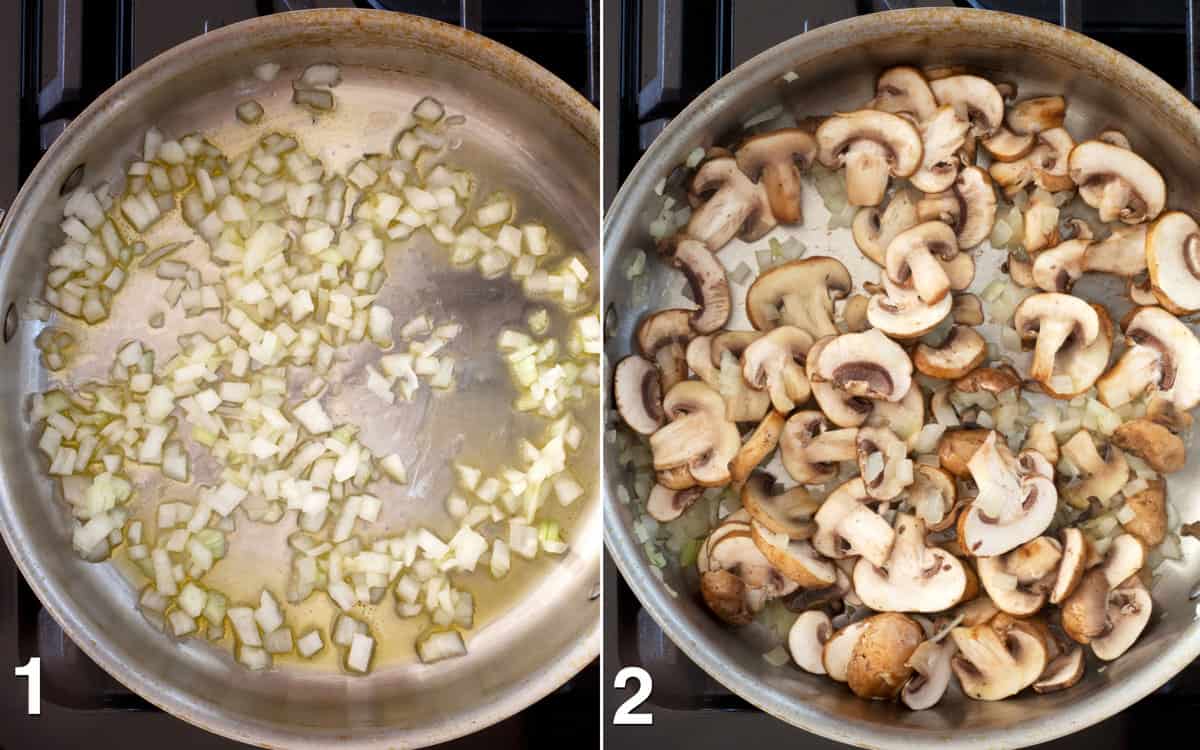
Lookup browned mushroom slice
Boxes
[937,427,990,478]
[885,221,957,305]
[916,167,997,250]
[1112,419,1185,474]
[779,410,857,484]
[867,276,953,340]
[910,106,970,194]
[976,536,1063,616]
[856,426,913,501]
[1069,140,1166,224]
[846,613,925,700]
[637,309,693,391]
[670,239,731,333]
[981,127,1035,162]
[740,471,820,539]
[930,75,1004,137]
[841,294,870,332]
[1007,95,1066,134]
[815,110,923,207]
[870,66,938,122]
[822,619,870,682]
[751,522,837,588]
[742,326,814,413]
[700,569,754,625]
[1120,478,1167,547]
[1032,238,1089,293]
[1050,528,1090,605]
[686,156,777,250]
[650,381,741,487]
[1146,211,1200,313]
[853,514,967,613]
[959,432,1057,556]
[656,464,696,490]
[1024,188,1061,253]
[1097,306,1200,410]
[1033,646,1085,693]
[805,337,873,428]
[1061,568,1110,643]
[735,129,817,224]
[813,478,895,566]
[812,328,914,402]
[952,293,984,326]
[954,364,1022,398]
[613,355,664,435]
[1082,224,1148,277]
[1091,576,1152,661]
[951,618,1047,700]
[745,256,852,338]
[1012,292,1101,388]
[728,411,786,486]
[645,484,704,523]
[1060,429,1129,509]
[852,189,918,266]
[788,610,834,674]
[902,635,957,710]
[1147,394,1194,433]
[914,326,987,380]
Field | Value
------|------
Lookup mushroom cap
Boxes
[1092,576,1153,660]
[822,619,870,682]
[885,221,958,305]
[852,189,919,266]
[707,528,799,598]
[645,484,704,523]
[910,106,970,194]
[1006,96,1066,135]
[915,326,987,379]
[687,156,777,250]
[735,129,818,224]
[1112,419,1185,474]
[901,637,957,710]
[1120,478,1167,547]
[1050,527,1090,605]
[741,326,814,413]
[650,381,741,486]
[671,239,732,333]
[1121,305,1200,410]
[960,432,1057,556]
[856,426,914,501]
[1033,646,1085,693]
[1038,303,1114,399]
[613,355,665,435]
[700,569,755,625]
[815,110,923,176]
[741,471,820,538]
[937,428,991,478]
[952,293,984,326]
[813,477,896,566]
[1083,224,1148,277]
[853,514,968,613]
[751,522,837,588]
[1061,568,1111,643]
[789,610,833,674]
[1069,140,1166,224]
[637,308,693,391]
[1146,211,1200,313]
[867,276,953,339]
[745,256,852,337]
[951,619,1047,700]
[806,336,874,428]
[1012,292,1102,387]
[813,328,914,402]
[930,75,1004,137]
[846,613,925,700]
[728,411,786,485]
[1060,429,1129,509]
[1147,394,1194,432]
[871,66,938,122]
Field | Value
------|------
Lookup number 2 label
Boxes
[612,666,653,725]
[15,657,40,715]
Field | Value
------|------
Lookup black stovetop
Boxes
[0,1,598,748]
[604,1,1200,747]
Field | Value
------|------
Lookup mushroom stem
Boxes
[845,141,892,207]
[1030,317,1074,383]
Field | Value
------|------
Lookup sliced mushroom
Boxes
[977,536,1063,617]
[937,428,991,478]
[1082,224,1148,277]
[854,514,967,612]
[915,326,987,379]
[650,381,742,487]
[867,381,926,441]
[671,239,732,333]
[856,426,914,501]
[1091,576,1152,661]
[700,570,755,625]
[751,522,837,588]
[954,365,1021,398]
[697,517,750,573]
[1033,646,1085,693]
[841,294,870,332]
[951,618,1047,700]
[870,66,938,122]
[686,156,777,250]
[1069,140,1166,224]
[1049,528,1089,605]
[815,110,923,207]
[941,253,976,292]
[637,309,693,392]
[1007,96,1066,134]
[911,105,970,193]
[735,129,818,224]
[958,596,1001,626]
[852,189,919,266]
[806,336,873,428]
[686,334,771,423]
[1098,129,1132,149]
[706,526,799,600]
[789,610,834,674]
[909,464,958,531]
[901,636,957,710]
[813,477,896,567]
[952,293,984,326]
[729,411,786,485]
[846,613,925,700]
[657,464,698,490]
[1007,252,1036,288]
[822,619,869,682]
[745,256,852,338]
[1102,534,1146,589]
[867,275,953,339]
[960,432,1057,556]
[741,471,820,538]
[1096,305,1200,411]
[1120,478,1167,547]
[613,355,664,435]
[1128,274,1159,306]
[780,411,858,484]
[1147,394,1194,433]
[1038,303,1114,399]
[1022,421,1060,466]
[646,484,704,523]
[1061,568,1111,643]
[1023,188,1061,253]
[981,127,1036,163]
[1032,238,1089,293]
[930,75,1004,138]
[1112,419,1185,474]
[1012,292,1101,387]
[916,166,998,250]
[742,326,813,413]
[1146,210,1200,313]
[812,328,914,402]
[885,221,957,305]
[1060,429,1129,509]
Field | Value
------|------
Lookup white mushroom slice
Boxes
[1069,140,1166,224]
[853,514,967,612]
[1032,239,1089,293]
[789,610,833,674]
[1059,430,1129,509]
[806,337,872,428]
[976,536,1063,617]
[686,334,771,424]
[686,156,777,250]
[697,519,750,574]
[951,620,1047,701]
[813,478,896,567]
[1146,211,1200,313]
[909,464,958,531]
[845,613,925,700]
[870,66,938,122]
[867,275,953,339]
[856,426,914,501]
[885,221,957,305]
[916,166,997,250]
[637,309,693,392]
[960,432,1057,556]
[1097,305,1200,410]
[707,529,799,598]
[812,328,914,402]
[981,127,1035,162]
[645,484,704,523]
[815,110,923,207]
[822,619,869,682]
[742,326,813,413]
[867,381,926,441]
[1101,534,1146,589]
[745,256,852,337]
[649,381,741,487]
[1039,304,1113,399]
[780,411,857,484]
[989,128,1076,197]
[751,522,837,588]
[1033,646,1085,693]
[910,106,969,194]
[1083,224,1148,277]
[729,411,786,486]
[1091,577,1152,660]
[1050,528,1090,605]
[613,355,664,435]
[853,190,919,266]
[1023,188,1061,253]
[902,637,958,710]
[929,75,1004,137]
[914,326,987,379]
[1012,292,1101,386]
[735,129,817,224]
[740,472,819,538]
[671,239,731,333]
[952,293,984,326]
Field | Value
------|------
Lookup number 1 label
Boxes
[15,657,40,715]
